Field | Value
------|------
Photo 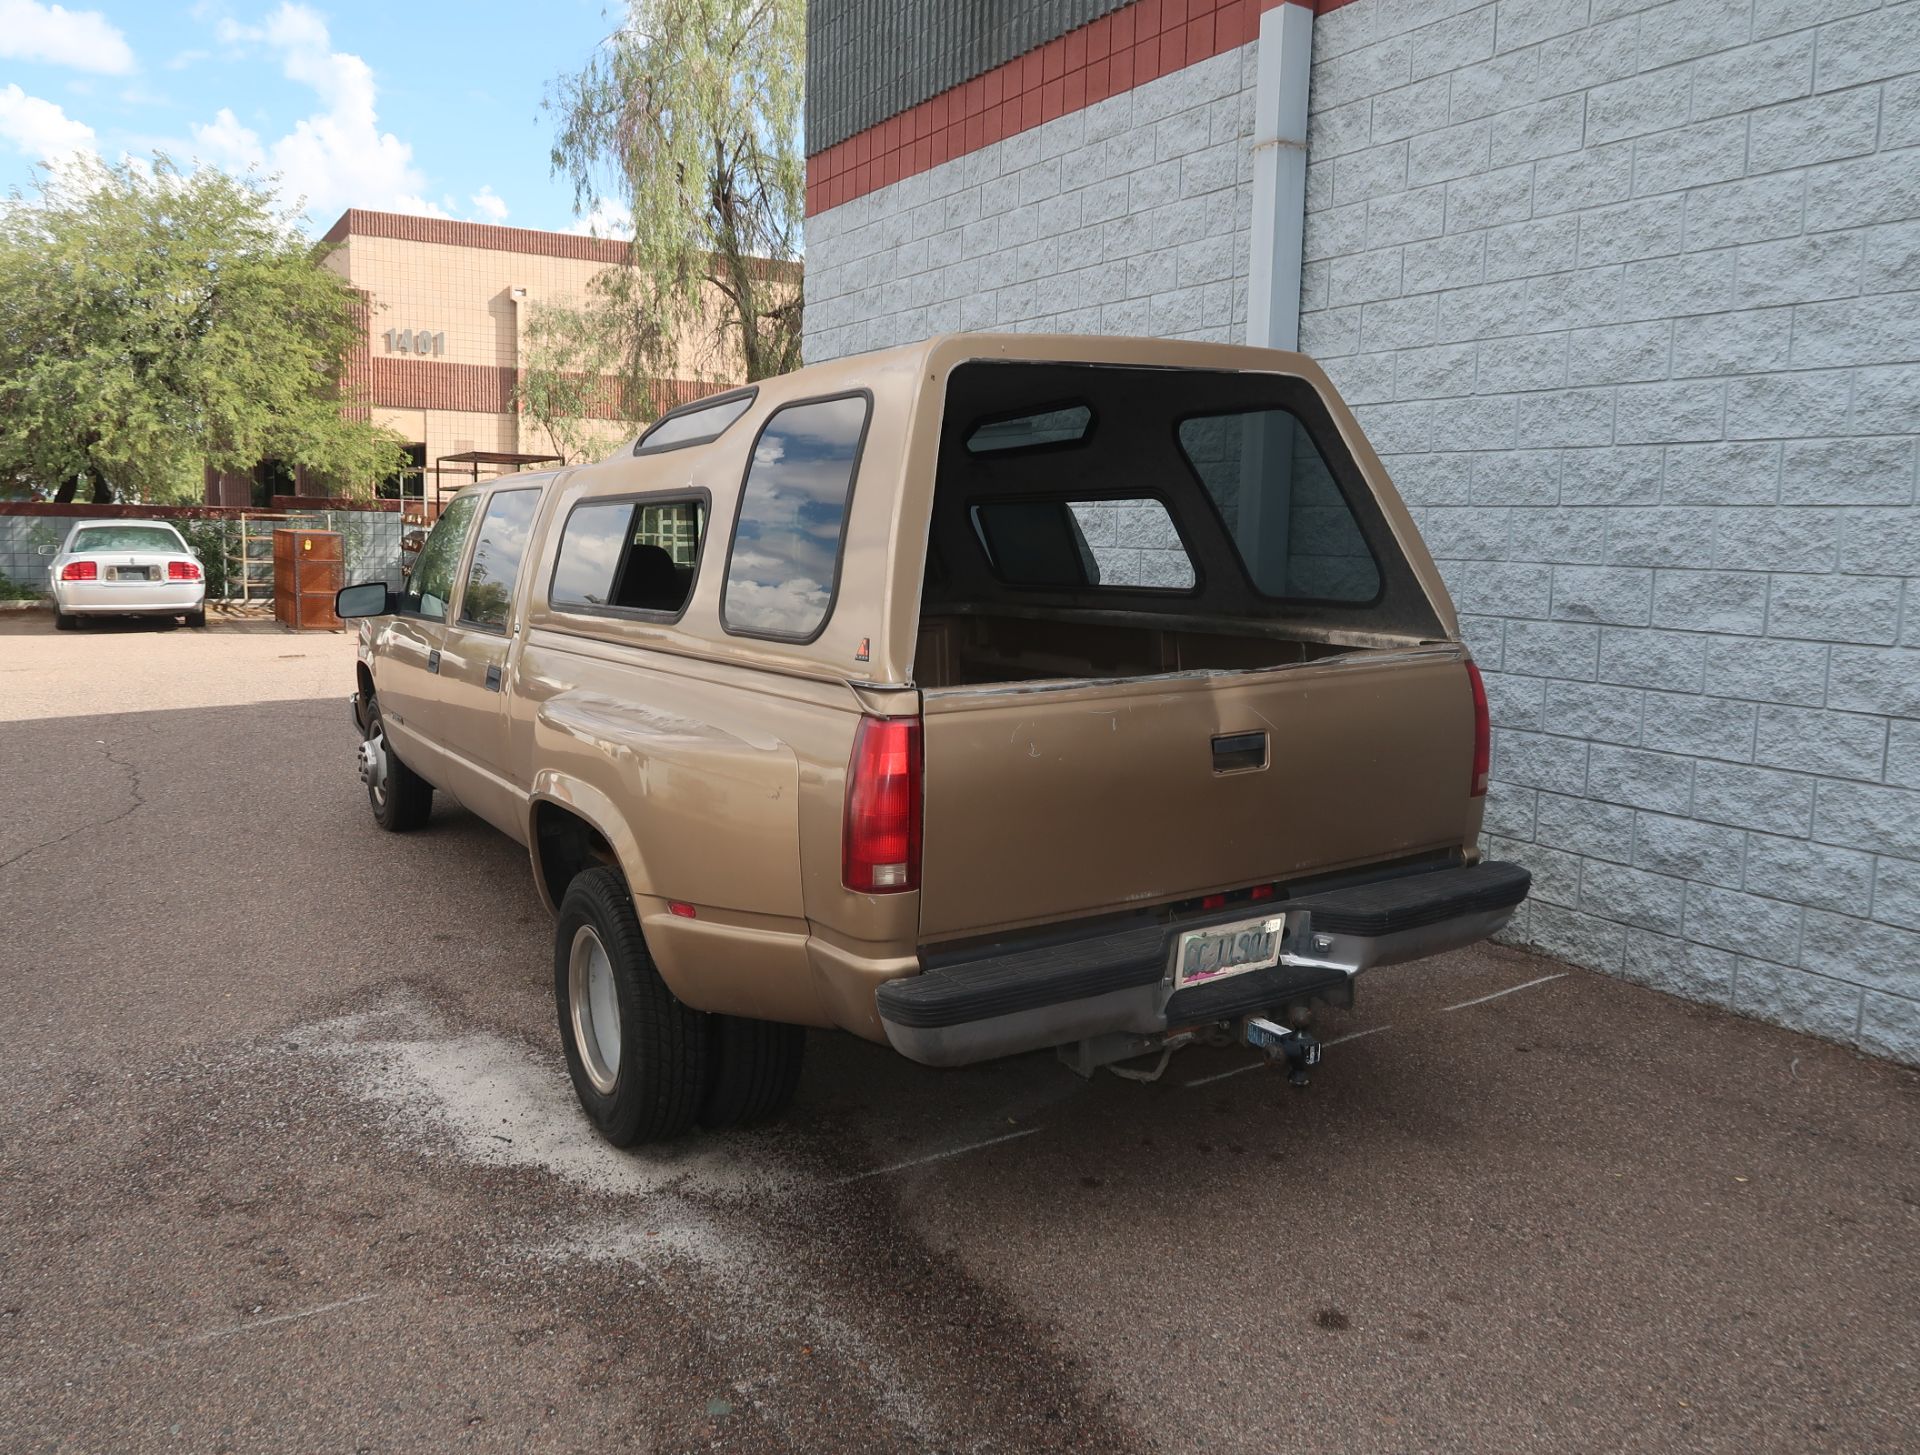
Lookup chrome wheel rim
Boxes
[568,925,622,1094]
[357,730,390,809]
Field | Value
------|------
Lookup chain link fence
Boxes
[1,508,408,604]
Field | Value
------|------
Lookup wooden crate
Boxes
[272,529,344,630]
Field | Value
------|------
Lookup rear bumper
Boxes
[876,860,1531,1067]
[53,581,204,614]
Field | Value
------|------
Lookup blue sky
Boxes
[0,0,633,236]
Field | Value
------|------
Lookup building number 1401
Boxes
[383,328,446,356]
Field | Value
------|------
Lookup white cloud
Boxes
[0,82,98,169]
[194,3,428,223]
[469,184,507,224]
[0,0,135,76]
[567,196,633,240]
[394,192,452,219]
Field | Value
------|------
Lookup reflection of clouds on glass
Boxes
[407,494,477,621]
[463,488,540,627]
[552,502,633,607]
[725,396,867,636]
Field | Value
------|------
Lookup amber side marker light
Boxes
[843,715,922,894]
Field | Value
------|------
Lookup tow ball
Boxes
[1244,1016,1322,1087]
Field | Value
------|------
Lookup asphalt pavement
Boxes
[1,613,1916,1454]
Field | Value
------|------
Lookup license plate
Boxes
[112,567,151,581]
[1174,914,1288,988]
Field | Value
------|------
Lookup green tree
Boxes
[0,158,407,503]
[515,294,659,463]
[548,0,805,383]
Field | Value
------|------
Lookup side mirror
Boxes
[335,581,394,618]
[35,545,52,556]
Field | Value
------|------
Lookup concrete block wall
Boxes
[804,43,1260,361]
[0,516,66,592]
[1301,0,1920,1059]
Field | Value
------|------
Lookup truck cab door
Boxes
[372,492,479,773]
[434,483,546,837]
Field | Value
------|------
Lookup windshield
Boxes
[70,526,185,554]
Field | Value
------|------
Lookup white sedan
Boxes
[46,520,207,631]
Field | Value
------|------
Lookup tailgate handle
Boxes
[484,664,502,692]
[1212,730,1268,773]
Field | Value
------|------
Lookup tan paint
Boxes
[355,334,1481,1044]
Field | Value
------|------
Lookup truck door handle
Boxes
[484,664,502,692]
[427,648,441,673]
[1212,730,1268,773]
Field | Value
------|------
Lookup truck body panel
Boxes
[344,333,1527,1070]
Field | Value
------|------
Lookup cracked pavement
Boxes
[1,614,1917,1454]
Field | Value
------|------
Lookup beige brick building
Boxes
[206,208,747,506]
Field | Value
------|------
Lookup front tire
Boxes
[361,695,433,831]
[555,867,709,1145]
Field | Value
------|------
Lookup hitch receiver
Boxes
[1244,1016,1322,1087]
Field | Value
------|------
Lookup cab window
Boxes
[550,496,706,616]
[458,488,541,631]
[401,494,478,620]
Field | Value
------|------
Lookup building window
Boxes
[379,444,427,501]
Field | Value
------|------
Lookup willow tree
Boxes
[0,158,407,503]
[516,295,662,463]
[548,0,805,383]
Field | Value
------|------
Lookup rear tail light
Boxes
[1466,659,1491,797]
[842,715,922,894]
[167,560,202,581]
[60,561,97,581]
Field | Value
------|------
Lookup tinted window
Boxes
[636,393,754,453]
[70,526,185,553]
[972,497,1196,590]
[459,488,540,630]
[966,404,1092,454]
[1177,410,1380,603]
[723,394,869,638]
[550,497,705,615]
[402,493,478,621]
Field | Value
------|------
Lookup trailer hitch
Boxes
[1244,1016,1322,1087]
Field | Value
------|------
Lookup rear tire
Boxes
[362,695,433,832]
[700,1017,805,1130]
[53,609,74,631]
[185,608,206,629]
[555,867,709,1145]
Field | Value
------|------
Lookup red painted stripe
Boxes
[806,0,1326,217]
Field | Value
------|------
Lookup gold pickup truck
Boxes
[337,334,1529,1144]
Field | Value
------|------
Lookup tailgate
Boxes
[917,646,1477,939]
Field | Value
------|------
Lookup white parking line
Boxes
[834,1126,1043,1184]
[139,1294,382,1353]
[1180,1023,1395,1088]
[1440,972,1569,1013]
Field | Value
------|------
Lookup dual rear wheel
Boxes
[555,866,804,1145]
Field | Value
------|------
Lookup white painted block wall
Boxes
[1304,0,1920,1060]
[804,45,1261,361]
